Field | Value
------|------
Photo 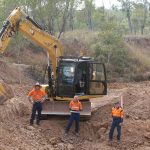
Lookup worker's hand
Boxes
[119,123,123,126]
[41,99,45,103]
[30,100,34,104]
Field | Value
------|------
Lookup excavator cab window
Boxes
[75,62,88,95]
[88,63,107,95]
[60,63,75,85]
[56,61,76,97]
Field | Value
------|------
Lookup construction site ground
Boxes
[0,61,150,150]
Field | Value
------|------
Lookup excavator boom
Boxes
[0,7,63,79]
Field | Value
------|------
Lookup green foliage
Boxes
[0,0,150,36]
[0,0,149,82]
[91,21,129,77]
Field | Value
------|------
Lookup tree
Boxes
[118,0,134,34]
[140,0,148,34]
[84,0,95,30]
[68,0,75,30]
[92,21,128,75]
[131,0,149,34]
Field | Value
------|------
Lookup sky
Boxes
[95,0,121,9]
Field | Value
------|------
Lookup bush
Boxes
[130,74,146,82]
[26,65,45,82]
[91,21,130,79]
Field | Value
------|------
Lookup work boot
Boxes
[36,122,40,126]
[117,140,121,145]
[30,120,33,126]
[108,140,113,146]
[75,132,80,137]
[29,122,33,126]
[64,132,68,137]
[116,140,121,149]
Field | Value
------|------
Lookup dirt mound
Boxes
[0,60,19,83]
[0,60,34,105]
[0,81,14,104]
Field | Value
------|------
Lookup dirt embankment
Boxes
[125,36,150,69]
[0,60,34,84]
[0,60,35,105]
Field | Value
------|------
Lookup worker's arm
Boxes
[111,107,114,117]
[27,96,34,104]
[41,92,48,103]
[27,90,34,104]
[0,7,63,79]
[119,109,124,126]
[79,102,83,111]
[69,101,72,110]
[120,109,124,123]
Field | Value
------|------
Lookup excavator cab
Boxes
[56,56,107,98]
[42,56,107,116]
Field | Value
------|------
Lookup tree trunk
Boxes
[58,0,70,39]
[87,8,93,30]
[127,9,133,33]
[69,0,75,30]
[141,0,147,35]
[48,17,55,35]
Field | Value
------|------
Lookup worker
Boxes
[109,102,124,143]
[65,95,83,136]
[27,82,46,126]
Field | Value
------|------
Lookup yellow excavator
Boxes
[0,7,107,116]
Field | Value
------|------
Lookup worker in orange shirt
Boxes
[27,82,46,126]
[65,95,82,136]
[109,102,124,143]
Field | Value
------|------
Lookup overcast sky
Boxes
[95,0,120,9]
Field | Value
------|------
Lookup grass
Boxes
[2,30,150,82]
[127,44,150,68]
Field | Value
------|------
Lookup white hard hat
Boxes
[34,82,41,87]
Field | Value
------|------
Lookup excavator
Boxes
[0,7,107,116]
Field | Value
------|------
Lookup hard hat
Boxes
[34,82,41,87]
[114,102,120,105]
[74,95,79,100]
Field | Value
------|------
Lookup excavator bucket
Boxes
[41,100,91,116]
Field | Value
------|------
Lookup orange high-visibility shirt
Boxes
[69,101,82,111]
[28,89,46,102]
[111,107,124,118]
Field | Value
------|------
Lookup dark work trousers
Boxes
[30,102,42,124]
[65,112,80,133]
[109,117,122,141]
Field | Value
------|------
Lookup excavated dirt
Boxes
[0,81,14,104]
[0,81,150,150]
[0,60,34,105]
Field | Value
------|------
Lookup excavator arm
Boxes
[0,7,63,79]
